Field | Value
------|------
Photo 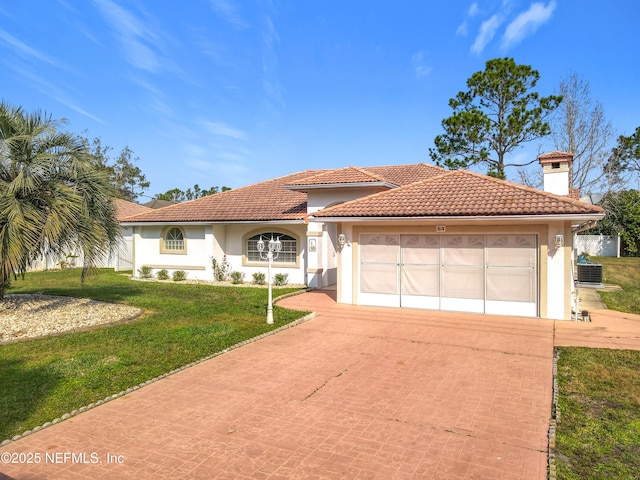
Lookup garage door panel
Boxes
[486,267,536,303]
[361,263,399,295]
[442,236,484,266]
[401,235,439,263]
[401,265,439,296]
[360,234,399,263]
[487,235,536,268]
[441,265,484,299]
[485,300,537,317]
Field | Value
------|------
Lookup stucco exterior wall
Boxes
[134,225,209,280]
[132,223,308,285]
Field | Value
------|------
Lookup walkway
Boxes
[1,290,639,479]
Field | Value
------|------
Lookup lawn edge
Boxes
[548,348,560,480]
[0,288,316,447]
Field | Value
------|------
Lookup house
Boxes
[121,152,604,320]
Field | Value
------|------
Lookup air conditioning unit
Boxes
[577,263,603,287]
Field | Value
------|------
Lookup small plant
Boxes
[172,270,187,282]
[252,272,266,285]
[212,254,231,281]
[138,265,153,279]
[273,273,289,286]
[230,271,245,284]
[156,269,169,280]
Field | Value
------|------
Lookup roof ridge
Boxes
[458,170,602,208]
[284,165,397,187]
[353,166,397,184]
[316,169,459,216]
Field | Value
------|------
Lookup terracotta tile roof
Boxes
[123,170,325,223]
[286,166,390,188]
[114,199,153,221]
[363,163,446,186]
[285,163,446,189]
[311,170,604,219]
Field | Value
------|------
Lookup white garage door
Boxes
[359,234,538,317]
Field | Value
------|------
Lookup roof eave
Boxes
[308,213,606,223]
[121,219,307,226]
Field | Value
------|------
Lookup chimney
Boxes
[538,151,573,196]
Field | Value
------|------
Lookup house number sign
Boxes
[436,226,446,233]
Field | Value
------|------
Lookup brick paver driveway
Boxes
[1,290,555,479]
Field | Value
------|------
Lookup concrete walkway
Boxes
[1,290,639,479]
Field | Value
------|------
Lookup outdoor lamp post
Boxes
[256,235,282,324]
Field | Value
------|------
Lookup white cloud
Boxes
[411,51,433,79]
[502,1,556,50]
[11,65,104,123]
[209,0,248,28]
[261,14,285,110]
[0,29,58,65]
[202,120,247,140]
[93,0,162,73]
[471,14,503,54]
[456,2,480,36]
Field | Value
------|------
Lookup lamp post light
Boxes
[256,235,282,324]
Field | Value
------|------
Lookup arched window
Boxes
[247,232,297,264]
[161,227,186,253]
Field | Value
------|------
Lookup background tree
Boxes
[550,71,615,194]
[155,184,230,202]
[0,102,120,298]
[607,126,640,180]
[83,136,149,202]
[430,57,562,179]
[591,189,640,256]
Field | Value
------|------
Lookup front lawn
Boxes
[555,256,640,479]
[592,256,640,315]
[0,269,308,442]
[555,348,640,479]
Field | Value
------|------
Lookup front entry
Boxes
[359,234,538,317]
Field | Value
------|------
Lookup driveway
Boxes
[1,290,557,479]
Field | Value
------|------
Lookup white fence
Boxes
[574,234,620,257]
[28,236,133,272]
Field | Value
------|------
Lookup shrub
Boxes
[156,269,169,280]
[138,265,153,279]
[230,271,245,284]
[273,273,289,286]
[172,270,187,282]
[212,254,231,281]
[252,272,266,285]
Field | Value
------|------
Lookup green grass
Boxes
[555,348,640,479]
[0,269,308,441]
[555,256,640,479]
[592,256,640,315]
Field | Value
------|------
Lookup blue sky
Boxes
[1,1,639,199]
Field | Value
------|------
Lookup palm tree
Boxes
[0,101,120,298]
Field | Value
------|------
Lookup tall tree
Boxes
[608,126,640,175]
[0,101,120,298]
[83,136,149,201]
[110,146,149,201]
[592,189,640,256]
[550,71,615,194]
[430,57,562,179]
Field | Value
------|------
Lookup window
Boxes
[161,227,186,254]
[247,232,297,264]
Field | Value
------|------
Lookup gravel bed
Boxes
[0,294,142,343]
